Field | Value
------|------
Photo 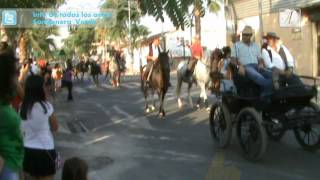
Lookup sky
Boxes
[54,0,225,49]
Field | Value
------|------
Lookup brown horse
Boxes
[141,51,170,117]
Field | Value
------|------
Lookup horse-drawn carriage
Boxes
[209,68,320,161]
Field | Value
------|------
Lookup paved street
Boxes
[53,74,320,180]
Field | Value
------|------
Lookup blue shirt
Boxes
[231,41,262,65]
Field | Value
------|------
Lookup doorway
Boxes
[318,22,320,76]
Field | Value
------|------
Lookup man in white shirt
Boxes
[231,26,274,97]
[145,37,162,84]
[262,32,303,87]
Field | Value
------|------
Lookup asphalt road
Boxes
[52,74,320,180]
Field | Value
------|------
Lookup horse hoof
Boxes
[145,108,150,113]
[159,112,165,118]
[178,100,183,109]
[196,104,201,109]
[206,107,211,112]
[151,106,155,111]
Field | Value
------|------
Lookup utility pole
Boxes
[258,0,264,44]
[128,0,133,73]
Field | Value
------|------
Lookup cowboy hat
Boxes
[264,32,280,39]
[242,26,253,34]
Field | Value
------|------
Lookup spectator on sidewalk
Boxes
[62,157,88,180]
[63,63,74,101]
[0,43,24,180]
[20,75,59,180]
[52,63,63,92]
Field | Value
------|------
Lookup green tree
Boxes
[63,28,96,57]
[0,0,65,62]
[138,0,222,41]
[28,28,59,60]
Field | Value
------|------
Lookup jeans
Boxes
[279,74,303,87]
[244,64,273,97]
[0,166,19,180]
[66,81,73,101]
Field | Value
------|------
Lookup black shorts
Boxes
[23,147,56,177]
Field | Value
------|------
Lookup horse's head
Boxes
[158,50,170,64]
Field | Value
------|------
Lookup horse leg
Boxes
[144,88,150,113]
[159,90,165,117]
[202,83,209,111]
[80,72,83,82]
[176,74,183,109]
[116,71,120,87]
[96,74,100,86]
[188,82,193,108]
[151,89,156,111]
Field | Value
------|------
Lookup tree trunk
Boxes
[194,8,201,43]
[19,29,28,63]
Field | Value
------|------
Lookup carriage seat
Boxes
[272,84,316,100]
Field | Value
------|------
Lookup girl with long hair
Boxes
[20,75,58,180]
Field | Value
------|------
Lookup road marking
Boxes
[55,112,72,134]
[121,83,137,89]
[205,151,241,180]
[74,87,88,94]
[84,135,112,145]
[113,105,154,130]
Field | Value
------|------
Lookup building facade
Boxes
[226,0,320,77]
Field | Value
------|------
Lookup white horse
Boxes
[176,59,211,110]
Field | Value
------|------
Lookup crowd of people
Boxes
[0,24,306,179]
[0,42,88,180]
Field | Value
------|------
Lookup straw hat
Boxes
[242,26,253,34]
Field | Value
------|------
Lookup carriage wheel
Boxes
[236,107,268,161]
[264,115,286,141]
[293,102,320,152]
[209,103,232,148]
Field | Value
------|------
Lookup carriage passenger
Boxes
[230,26,274,97]
[262,32,303,88]
[221,46,232,79]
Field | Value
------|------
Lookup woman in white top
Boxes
[20,75,58,180]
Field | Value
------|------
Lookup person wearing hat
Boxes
[145,37,162,84]
[230,26,274,97]
[262,32,303,87]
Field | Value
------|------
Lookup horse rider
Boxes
[230,26,274,97]
[186,35,203,81]
[262,32,303,88]
[145,37,162,85]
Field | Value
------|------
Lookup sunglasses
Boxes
[242,34,252,36]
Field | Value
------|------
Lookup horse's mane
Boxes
[157,52,169,70]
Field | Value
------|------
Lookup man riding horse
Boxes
[145,37,162,85]
[185,35,203,82]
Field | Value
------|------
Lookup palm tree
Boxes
[28,28,59,59]
[63,28,96,57]
[0,0,65,62]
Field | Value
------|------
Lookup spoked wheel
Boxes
[236,107,268,161]
[264,116,286,141]
[293,102,320,152]
[209,103,232,148]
